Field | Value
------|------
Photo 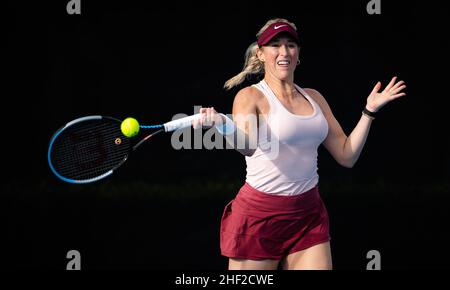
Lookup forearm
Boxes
[222,131,256,156]
[217,114,257,156]
[342,113,374,167]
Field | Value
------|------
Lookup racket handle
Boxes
[163,113,201,132]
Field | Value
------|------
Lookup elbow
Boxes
[240,149,256,157]
[343,163,355,169]
[339,158,355,168]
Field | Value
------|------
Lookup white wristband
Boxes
[215,114,236,135]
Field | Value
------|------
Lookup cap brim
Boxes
[257,26,300,46]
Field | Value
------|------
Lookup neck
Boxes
[264,75,297,101]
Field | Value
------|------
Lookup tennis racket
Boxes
[47,114,201,184]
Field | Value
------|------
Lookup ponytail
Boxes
[223,42,264,90]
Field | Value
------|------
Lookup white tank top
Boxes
[245,79,329,195]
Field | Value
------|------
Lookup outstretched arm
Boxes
[192,87,260,156]
[307,76,406,168]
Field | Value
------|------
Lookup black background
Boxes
[3,0,449,270]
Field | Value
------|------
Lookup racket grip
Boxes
[163,113,201,132]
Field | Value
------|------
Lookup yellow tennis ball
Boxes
[121,117,140,137]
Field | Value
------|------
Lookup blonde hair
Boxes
[223,18,299,90]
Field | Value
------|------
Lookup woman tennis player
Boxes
[193,18,406,270]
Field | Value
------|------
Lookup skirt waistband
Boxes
[235,182,321,213]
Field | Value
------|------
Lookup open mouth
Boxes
[277,60,291,66]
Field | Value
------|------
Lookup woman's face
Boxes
[258,35,300,81]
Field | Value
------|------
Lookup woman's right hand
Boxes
[192,107,223,129]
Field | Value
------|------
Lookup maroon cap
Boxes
[257,22,300,46]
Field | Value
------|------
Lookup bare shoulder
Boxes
[233,86,265,113]
[234,86,264,104]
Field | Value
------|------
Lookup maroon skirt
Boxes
[220,182,331,260]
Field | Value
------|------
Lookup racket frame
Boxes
[48,115,134,184]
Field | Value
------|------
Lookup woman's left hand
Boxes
[366,76,406,112]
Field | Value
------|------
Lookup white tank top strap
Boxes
[294,84,323,115]
[253,80,322,117]
[252,80,279,116]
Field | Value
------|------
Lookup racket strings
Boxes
[53,125,124,157]
[53,145,127,179]
[53,140,128,180]
[52,124,124,165]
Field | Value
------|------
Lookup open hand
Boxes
[366,76,406,112]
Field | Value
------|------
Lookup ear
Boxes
[256,47,265,62]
